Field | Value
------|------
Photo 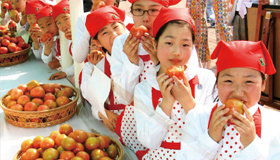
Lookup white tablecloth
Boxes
[0,54,137,160]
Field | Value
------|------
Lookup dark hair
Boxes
[154,20,195,44]
[212,71,266,102]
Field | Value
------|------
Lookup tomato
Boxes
[44,93,56,101]
[8,42,17,52]
[97,135,110,149]
[63,87,73,98]
[8,20,17,30]
[72,129,88,143]
[1,39,10,47]
[76,151,90,160]
[32,98,44,106]
[130,25,148,39]
[72,142,84,154]
[43,148,59,160]
[55,134,67,146]
[0,25,6,30]
[87,132,96,138]
[33,136,44,149]
[25,148,40,160]
[43,83,55,94]
[41,32,53,42]
[0,47,8,54]
[1,3,9,10]
[44,100,57,109]
[50,130,61,141]
[27,80,40,91]
[10,88,23,100]
[40,137,55,150]
[61,137,76,151]
[3,95,12,106]
[16,36,25,43]
[30,86,45,98]
[71,157,84,160]
[92,0,106,11]
[60,151,75,160]
[10,37,17,44]
[21,153,27,160]
[84,137,100,151]
[56,96,70,107]
[57,90,68,97]
[165,66,185,80]
[7,100,17,108]
[57,146,65,155]
[30,23,39,30]
[17,41,26,49]
[224,98,244,119]
[17,95,30,106]
[3,35,11,41]
[9,9,19,20]
[21,139,34,152]
[106,144,118,159]
[91,149,108,160]
[68,132,75,139]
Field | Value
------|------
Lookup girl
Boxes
[49,0,74,80]
[25,0,47,59]
[81,6,127,132]
[133,7,217,159]
[177,40,280,159]
[36,5,61,70]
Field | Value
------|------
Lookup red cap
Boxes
[7,1,13,10]
[52,0,70,20]
[128,0,181,7]
[86,6,125,38]
[25,0,47,15]
[211,40,276,75]
[36,5,53,21]
[153,7,195,38]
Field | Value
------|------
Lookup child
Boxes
[81,6,127,132]
[25,0,47,59]
[133,7,216,159]
[177,40,280,159]
[36,5,61,70]
[0,0,12,25]
[48,0,74,80]
[110,0,200,105]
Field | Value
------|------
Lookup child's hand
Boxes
[230,105,256,148]
[208,104,232,143]
[65,29,72,40]
[49,71,66,80]
[29,29,38,42]
[0,4,8,18]
[98,111,116,132]
[87,51,104,66]
[9,24,17,32]
[141,33,158,65]
[105,109,119,127]
[171,75,195,113]
[10,11,20,23]
[48,57,61,69]
[157,73,175,117]
[43,36,54,48]
[29,27,43,40]
[123,34,140,65]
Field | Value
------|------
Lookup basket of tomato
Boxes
[0,80,79,128]
[13,124,123,160]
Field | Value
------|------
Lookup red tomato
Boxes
[224,98,244,118]
[10,37,17,44]
[59,124,73,135]
[73,129,88,143]
[3,35,11,41]
[21,139,34,152]
[25,148,40,159]
[76,151,90,160]
[91,149,108,160]
[1,3,9,10]
[17,41,26,48]
[0,25,6,30]
[60,151,75,160]
[16,36,25,43]
[61,137,77,151]
[8,42,17,52]
[2,39,10,46]
[165,66,185,80]
[33,136,44,148]
[41,32,53,42]
[97,135,111,149]
[31,98,44,106]
[130,25,148,39]
[55,134,67,146]
[30,23,39,30]
[40,137,55,150]
[24,102,38,111]
[0,47,8,54]
[72,142,84,154]
[8,20,17,30]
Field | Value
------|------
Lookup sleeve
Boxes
[134,83,173,149]
[110,34,144,104]
[0,12,11,25]
[72,13,90,63]
[267,134,280,160]
[41,41,58,64]
[177,104,220,160]
[31,40,43,60]
[64,64,74,77]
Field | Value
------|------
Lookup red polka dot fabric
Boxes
[214,125,244,159]
[140,60,154,82]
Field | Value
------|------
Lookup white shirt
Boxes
[41,36,60,64]
[177,103,280,160]
[31,37,43,60]
[64,40,74,77]
[134,66,216,151]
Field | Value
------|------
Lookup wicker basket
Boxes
[0,45,30,67]
[0,84,79,128]
[13,134,123,160]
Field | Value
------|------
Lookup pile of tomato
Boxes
[20,124,118,160]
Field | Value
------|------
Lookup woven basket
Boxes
[13,134,123,160]
[0,84,79,128]
[0,45,30,67]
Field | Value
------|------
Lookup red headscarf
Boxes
[128,0,181,7]
[36,5,53,21]
[211,40,276,75]
[25,0,47,15]
[52,0,70,20]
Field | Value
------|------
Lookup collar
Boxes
[105,52,111,63]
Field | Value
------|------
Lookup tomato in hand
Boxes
[8,20,17,30]
[165,66,185,80]
[41,32,53,42]
[224,98,244,118]
[91,0,106,11]
[130,25,148,39]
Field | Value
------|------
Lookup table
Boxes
[0,54,137,159]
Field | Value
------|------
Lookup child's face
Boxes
[27,14,37,25]
[131,0,163,33]
[157,23,193,72]
[217,68,266,109]
[10,0,26,12]
[55,13,71,33]
[37,17,59,37]
[95,22,126,54]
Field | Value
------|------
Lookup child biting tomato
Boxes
[177,40,280,159]
[133,7,216,159]
[36,5,61,70]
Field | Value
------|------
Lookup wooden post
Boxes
[69,0,84,88]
